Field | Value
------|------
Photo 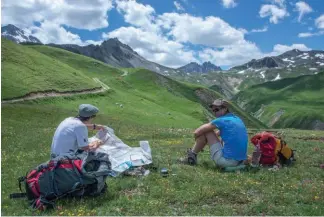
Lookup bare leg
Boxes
[192,131,222,154]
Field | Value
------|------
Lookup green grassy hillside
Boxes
[27,44,266,129]
[233,72,324,129]
[1,38,100,100]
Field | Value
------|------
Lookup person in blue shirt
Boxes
[180,99,248,168]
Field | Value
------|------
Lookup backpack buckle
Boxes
[18,177,26,192]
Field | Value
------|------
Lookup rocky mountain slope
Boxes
[177,61,222,74]
[172,49,324,97]
[48,38,178,76]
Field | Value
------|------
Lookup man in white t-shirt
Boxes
[51,104,105,156]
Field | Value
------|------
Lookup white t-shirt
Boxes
[51,117,89,155]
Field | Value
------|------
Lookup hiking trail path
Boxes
[2,78,110,104]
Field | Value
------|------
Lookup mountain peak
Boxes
[279,49,303,58]
[2,24,24,36]
[101,38,135,53]
[1,24,42,44]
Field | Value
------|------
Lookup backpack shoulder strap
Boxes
[9,193,27,199]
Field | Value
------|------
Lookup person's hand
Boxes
[94,124,105,131]
[88,140,103,150]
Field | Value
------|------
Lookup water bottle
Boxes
[251,144,261,167]
[160,168,169,177]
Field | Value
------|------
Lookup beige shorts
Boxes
[210,142,241,168]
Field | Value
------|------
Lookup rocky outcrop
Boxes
[177,61,222,74]
[231,57,285,71]
[311,120,324,130]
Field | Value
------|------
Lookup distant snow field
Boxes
[238,70,245,74]
[282,58,295,63]
[260,71,265,79]
[309,68,317,71]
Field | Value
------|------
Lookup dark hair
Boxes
[75,115,96,122]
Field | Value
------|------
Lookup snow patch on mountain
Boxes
[315,54,324,59]
[260,71,265,78]
[301,54,309,60]
[272,74,281,81]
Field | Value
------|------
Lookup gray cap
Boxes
[78,104,99,117]
[209,99,230,108]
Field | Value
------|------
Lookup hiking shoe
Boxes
[178,148,197,165]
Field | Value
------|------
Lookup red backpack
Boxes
[251,132,278,165]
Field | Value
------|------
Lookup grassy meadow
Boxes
[1,96,324,216]
[1,40,324,215]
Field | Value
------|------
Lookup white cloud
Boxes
[295,1,313,22]
[221,0,237,8]
[251,26,268,33]
[269,43,311,56]
[1,0,113,30]
[28,21,83,45]
[259,4,289,24]
[298,32,314,38]
[115,0,158,32]
[174,1,184,11]
[157,13,244,47]
[198,42,312,67]
[103,26,197,68]
[315,14,324,29]
[105,6,261,68]
[198,40,263,67]
[238,28,248,34]
[298,31,324,38]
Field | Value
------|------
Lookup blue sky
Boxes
[2,0,324,69]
